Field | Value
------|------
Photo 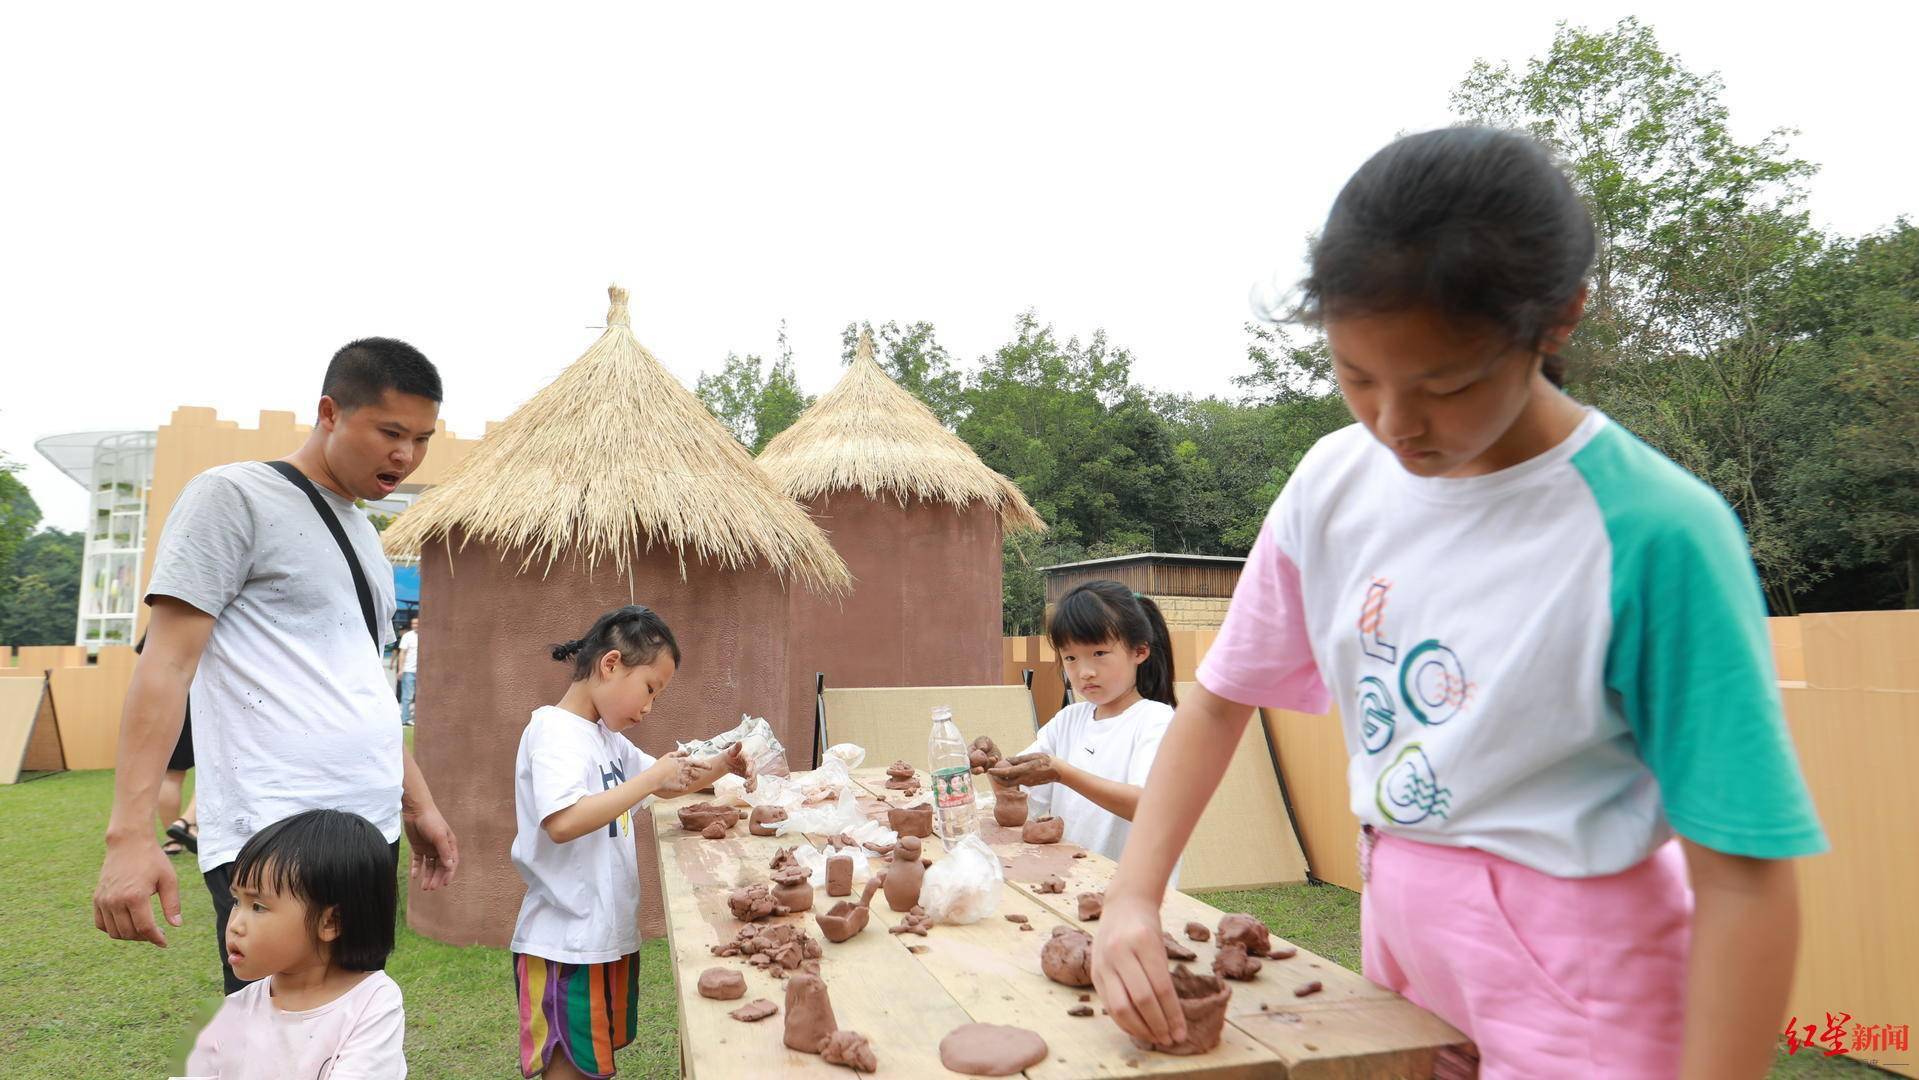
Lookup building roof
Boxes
[34,430,154,490]
[1038,551,1247,573]
[756,330,1044,534]
[381,286,850,594]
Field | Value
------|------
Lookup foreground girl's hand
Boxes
[648,751,700,799]
[1091,895,1186,1048]
[987,752,1062,788]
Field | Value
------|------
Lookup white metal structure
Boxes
[36,431,156,648]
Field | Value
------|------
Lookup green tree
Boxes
[1453,18,1830,611]
[0,454,39,584]
[695,321,814,453]
[0,528,84,644]
[840,320,967,426]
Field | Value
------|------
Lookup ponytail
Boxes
[1046,579,1178,708]
[549,605,682,680]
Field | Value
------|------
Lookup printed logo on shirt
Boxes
[1352,578,1464,824]
[601,761,631,837]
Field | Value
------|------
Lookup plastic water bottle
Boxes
[928,705,978,846]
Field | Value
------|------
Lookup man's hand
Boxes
[404,803,460,891]
[988,752,1062,788]
[92,833,182,947]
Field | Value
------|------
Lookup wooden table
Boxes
[653,768,1470,1078]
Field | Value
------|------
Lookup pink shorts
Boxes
[1362,830,1692,1078]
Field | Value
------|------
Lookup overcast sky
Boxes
[5,2,1912,532]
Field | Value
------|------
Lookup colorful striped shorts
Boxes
[514,952,640,1078]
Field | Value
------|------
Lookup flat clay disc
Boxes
[939,1023,1049,1075]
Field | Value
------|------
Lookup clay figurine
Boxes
[769,846,801,872]
[1035,875,1066,894]
[697,967,746,1000]
[748,804,788,837]
[782,973,838,1053]
[1184,921,1211,942]
[884,760,917,789]
[1022,816,1064,844]
[819,1029,878,1072]
[828,831,858,850]
[728,998,778,1023]
[1077,891,1103,921]
[1162,933,1197,962]
[888,803,934,838]
[1216,913,1272,955]
[938,1023,1049,1076]
[727,883,783,921]
[701,821,728,840]
[1131,965,1232,1056]
[889,907,932,936]
[992,786,1029,827]
[861,840,895,857]
[816,877,885,943]
[883,836,925,912]
[771,864,814,912]
[825,854,853,897]
[678,802,740,832]
[1040,925,1094,987]
[1213,943,1262,981]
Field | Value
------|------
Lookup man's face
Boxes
[317,389,439,500]
[409,618,419,632]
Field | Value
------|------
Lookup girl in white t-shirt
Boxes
[186,808,407,1079]
[989,580,1178,875]
[509,605,739,1080]
[1089,128,1824,1077]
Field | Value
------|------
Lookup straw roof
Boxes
[757,331,1046,534]
[382,287,850,594]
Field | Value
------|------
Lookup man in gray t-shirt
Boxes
[92,338,460,991]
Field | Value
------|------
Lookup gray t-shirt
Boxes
[146,461,401,870]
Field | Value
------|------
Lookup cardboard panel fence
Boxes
[820,684,1041,769]
[0,675,65,783]
[1170,681,1309,892]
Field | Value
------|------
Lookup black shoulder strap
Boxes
[264,461,382,651]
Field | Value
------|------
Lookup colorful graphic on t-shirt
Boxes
[600,761,631,838]
[1353,579,1462,820]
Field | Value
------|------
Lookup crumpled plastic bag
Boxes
[712,758,868,834]
[677,714,789,779]
[918,833,1003,924]
[822,742,865,771]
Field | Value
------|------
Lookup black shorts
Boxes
[165,698,193,772]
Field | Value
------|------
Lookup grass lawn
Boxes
[1,768,1891,1078]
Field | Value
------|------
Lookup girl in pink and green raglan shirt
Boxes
[1090,128,1826,1078]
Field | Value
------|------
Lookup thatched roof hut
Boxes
[759,331,1044,755]
[392,287,848,945]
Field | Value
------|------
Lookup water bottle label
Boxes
[932,765,975,809]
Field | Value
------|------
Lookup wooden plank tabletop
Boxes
[653,769,1470,1078]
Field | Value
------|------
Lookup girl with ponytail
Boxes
[509,605,743,1080]
[987,580,1182,881]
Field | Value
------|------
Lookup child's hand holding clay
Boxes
[648,751,701,799]
[988,752,1062,788]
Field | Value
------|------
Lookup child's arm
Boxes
[991,754,1146,821]
[542,753,696,844]
[1679,842,1802,1080]
[1089,686,1251,1048]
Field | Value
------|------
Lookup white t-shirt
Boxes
[185,969,406,1079]
[511,705,657,964]
[397,631,419,675]
[1197,412,1825,876]
[1020,698,1177,883]
[146,462,401,871]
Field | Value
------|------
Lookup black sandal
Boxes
[166,818,199,854]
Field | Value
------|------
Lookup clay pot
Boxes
[782,973,838,1053]
[678,802,740,832]
[771,864,814,913]
[815,900,870,943]
[883,835,925,912]
[1131,965,1232,1056]
[888,804,934,838]
[1022,815,1064,844]
[748,805,788,837]
[824,855,853,897]
[1040,925,1094,987]
[993,787,1029,827]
